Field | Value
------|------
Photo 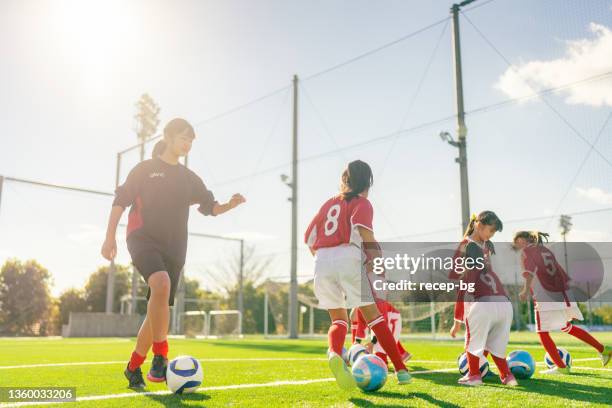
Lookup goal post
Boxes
[206,310,243,338]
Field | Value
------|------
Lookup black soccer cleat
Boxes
[124,363,146,389]
[147,355,168,383]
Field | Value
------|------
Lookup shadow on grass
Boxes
[209,340,326,356]
[145,391,210,407]
[350,390,460,408]
[420,369,611,405]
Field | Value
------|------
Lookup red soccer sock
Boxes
[128,351,146,371]
[466,352,481,376]
[368,315,407,371]
[538,332,566,368]
[492,354,511,379]
[152,340,168,358]
[375,352,388,365]
[328,320,348,356]
[567,325,604,353]
[397,341,407,355]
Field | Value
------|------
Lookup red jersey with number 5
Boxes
[304,195,373,250]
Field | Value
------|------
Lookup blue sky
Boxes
[1,0,611,296]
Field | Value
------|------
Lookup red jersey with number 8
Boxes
[304,195,373,250]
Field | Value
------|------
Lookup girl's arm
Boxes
[357,226,382,261]
[211,193,246,216]
[519,273,534,301]
[101,206,125,260]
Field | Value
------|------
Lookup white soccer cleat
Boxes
[457,373,483,386]
[599,346,612,367]
[541,366,571,375]
[328,352,356,391]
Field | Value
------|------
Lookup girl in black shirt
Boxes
[101,118,245,388]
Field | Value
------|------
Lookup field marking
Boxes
[571,366,611,372]
[0,367,461,407]
[0,358,459,371]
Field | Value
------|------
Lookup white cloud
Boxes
[576,186,612,205]
[495,23,612,107]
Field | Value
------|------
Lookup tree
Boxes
[84,264,131,312]
[0,259,53,335]
[58,288,88,325]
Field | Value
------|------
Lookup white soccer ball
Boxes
[166,355,203,394]
[348,344,368,366]
[544,347,572,369]
[457,352,490,377]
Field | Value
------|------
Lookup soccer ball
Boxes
[457,352,490,377]
[351,354,388,392]
[327,347,349,365]
[347,344,368,366]
[507,350,535,379]
[544,347,572,369]
[166,355,203,394]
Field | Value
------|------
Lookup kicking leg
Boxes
[146,271,171,382]
[327,309,355,390]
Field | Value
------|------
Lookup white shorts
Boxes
[314,245,374,309]
[465,301,513,358]
[373,311,402,355]
[535,303,583,332]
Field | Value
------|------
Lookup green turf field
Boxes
[0,332,610,407]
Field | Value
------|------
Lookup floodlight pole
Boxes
[288,75,299,339]
[451,1,474,232]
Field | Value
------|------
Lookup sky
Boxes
[1,0,611,297]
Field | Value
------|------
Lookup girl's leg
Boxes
[563,323,604,353]
[539,331,566,368]
[128,315,153,371]
[148,271,171,357]
[328,308,349,355]
[359,304,407,372]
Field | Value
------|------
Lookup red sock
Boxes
[328,320,348,356]
[368,315,406,371]
[492,354,511,379]
[128,351,146,371]
[467,352,481,376]
[538,332,566,368]
[152,340,168,358]
[397,341,407,355]
[375,352,388,365]
[567,325,604,353]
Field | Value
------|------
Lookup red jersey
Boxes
[521,244,570,306]
[304,195,373,250]
[450,238,508,322]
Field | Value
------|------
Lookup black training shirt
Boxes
[113,157,217,261]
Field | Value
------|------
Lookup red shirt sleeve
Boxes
[521,249,536,277]
[350,198,373,230]
[304,212,321,249]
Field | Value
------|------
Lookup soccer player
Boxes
[513,230,611,373]
[449,211,517,387]
[350,301,412,368]
[304,160,412,390]
[101,118,245,389]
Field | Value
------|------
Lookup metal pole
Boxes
[309,305,314,336]
[451,3,471,232]
[264,288,269,337]
[238,240,244,335]
[289,75,299,339]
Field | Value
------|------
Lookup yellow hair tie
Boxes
[470,213,477,222]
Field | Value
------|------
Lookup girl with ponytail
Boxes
[513,230,611,372]
[101,118,245,389]
[450,210,516,386]
[303,160,412,389]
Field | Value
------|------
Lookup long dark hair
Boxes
[513,230,549,246]
[340,160,373,201]
[464,210,503,237]
[152,118,196,158]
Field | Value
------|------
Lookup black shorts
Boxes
[128,239,184,307]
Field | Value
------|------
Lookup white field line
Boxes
[0,358,456,370]
[0,367,459,407]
